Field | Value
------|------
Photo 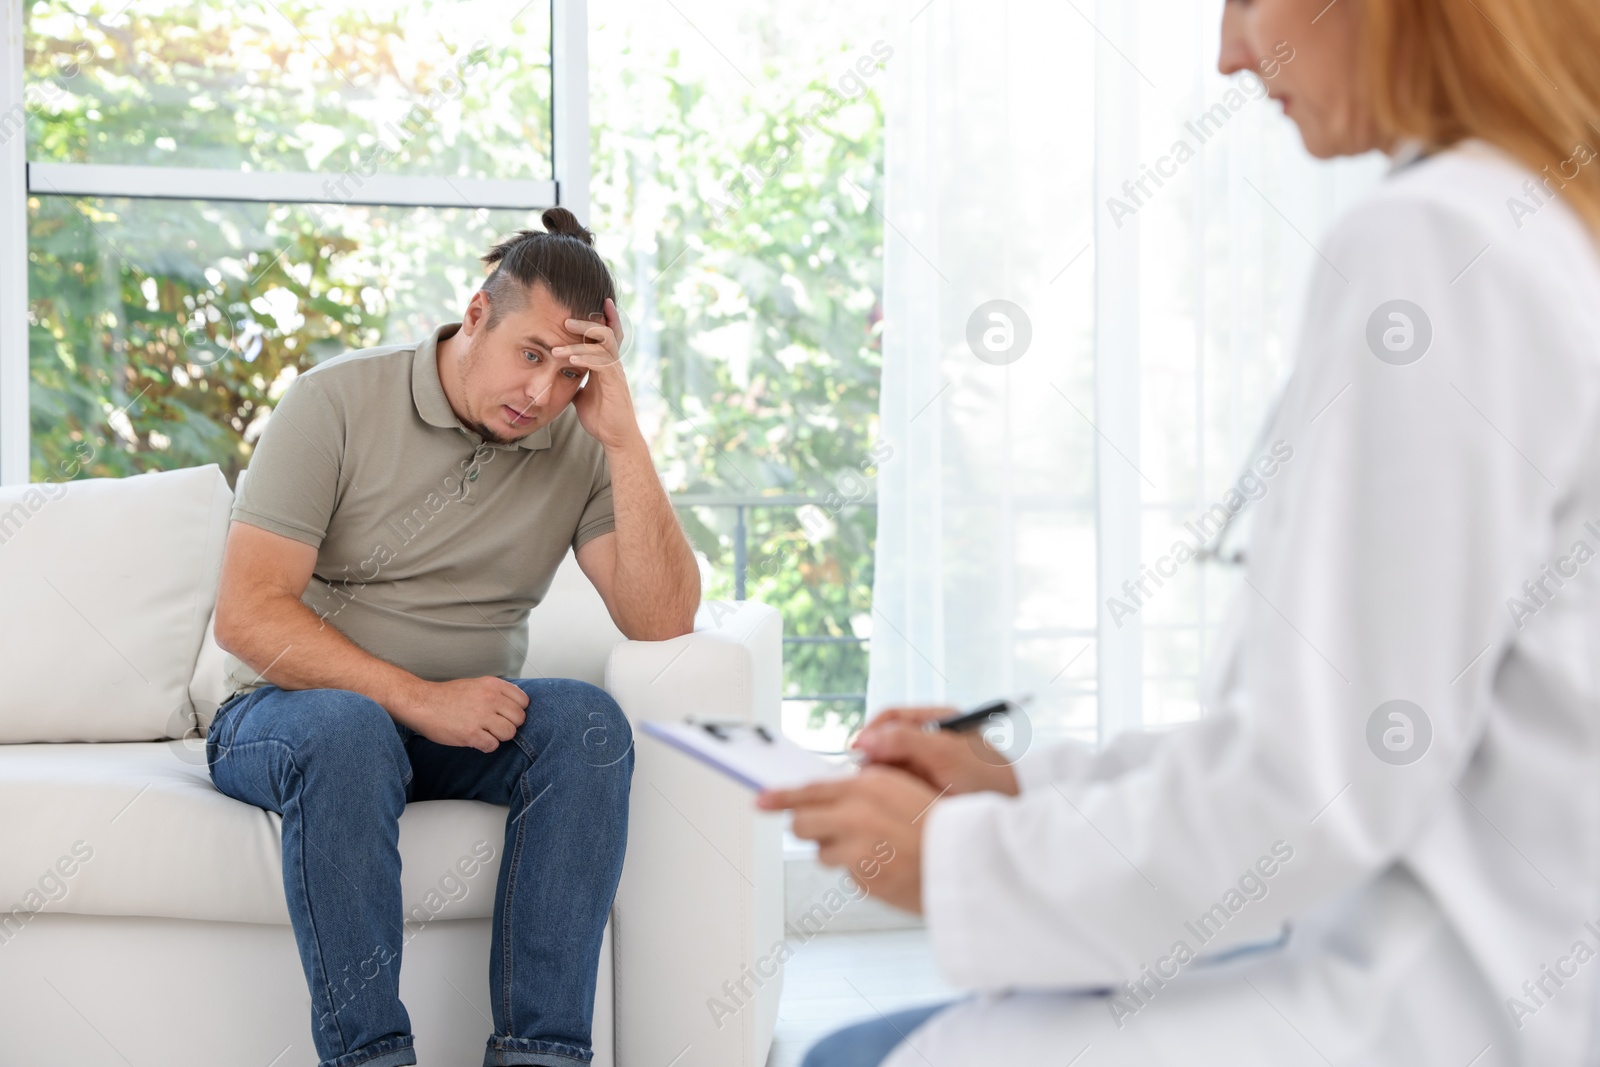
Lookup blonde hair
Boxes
[1365,0,1600,238]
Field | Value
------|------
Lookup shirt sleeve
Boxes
[231,373,343,548]
[1011,728,1174,793]
[920,186,1600,990]
[573,448,616,551]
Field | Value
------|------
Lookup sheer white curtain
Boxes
[866,0,1383,747]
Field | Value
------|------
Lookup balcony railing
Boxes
[670,493,875,708]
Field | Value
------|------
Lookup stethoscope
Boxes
[1192,138,1437,569]
[1189,403,1281,567]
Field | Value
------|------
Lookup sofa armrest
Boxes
[605,599,784,1067]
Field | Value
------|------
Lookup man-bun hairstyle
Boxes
[479,207,617,329]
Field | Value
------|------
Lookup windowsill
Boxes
[783,827,818,861]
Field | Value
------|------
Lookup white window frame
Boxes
[1092,0,1144,740]
[0,0,589,486]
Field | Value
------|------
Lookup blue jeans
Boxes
[205,678,633,1067]
[801,1002,953,1067]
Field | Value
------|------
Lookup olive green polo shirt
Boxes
[221,322,615,700]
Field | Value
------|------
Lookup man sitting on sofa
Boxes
[206,206,700,1067]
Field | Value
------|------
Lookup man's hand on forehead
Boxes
[555,297,638,448]
[559,310,624,369]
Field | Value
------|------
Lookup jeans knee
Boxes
[801,1020,898,1067]
[297,691,406,774]
[801,1029,853,1067]
[570,682,632,771]
[519,679,633,772]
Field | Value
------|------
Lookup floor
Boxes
[765,928,957,1067]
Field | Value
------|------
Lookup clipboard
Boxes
[641,719,857,791]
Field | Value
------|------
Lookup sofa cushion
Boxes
[0,465,232,742]
[0,742,506,927]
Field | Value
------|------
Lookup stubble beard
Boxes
[458,329,521,446]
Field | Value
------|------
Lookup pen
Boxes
[925,696,1031,733]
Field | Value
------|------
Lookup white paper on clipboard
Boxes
[641,720,857,791]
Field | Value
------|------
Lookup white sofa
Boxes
[0,464,785,1067]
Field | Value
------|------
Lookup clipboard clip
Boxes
[689,718,774,743]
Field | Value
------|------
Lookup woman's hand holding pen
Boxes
[852,706,1021,797]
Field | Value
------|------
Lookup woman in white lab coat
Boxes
[762,0,1600,1064]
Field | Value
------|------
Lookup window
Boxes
[8,0,576,486]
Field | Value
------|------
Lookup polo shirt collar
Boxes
[412,322,553,451]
